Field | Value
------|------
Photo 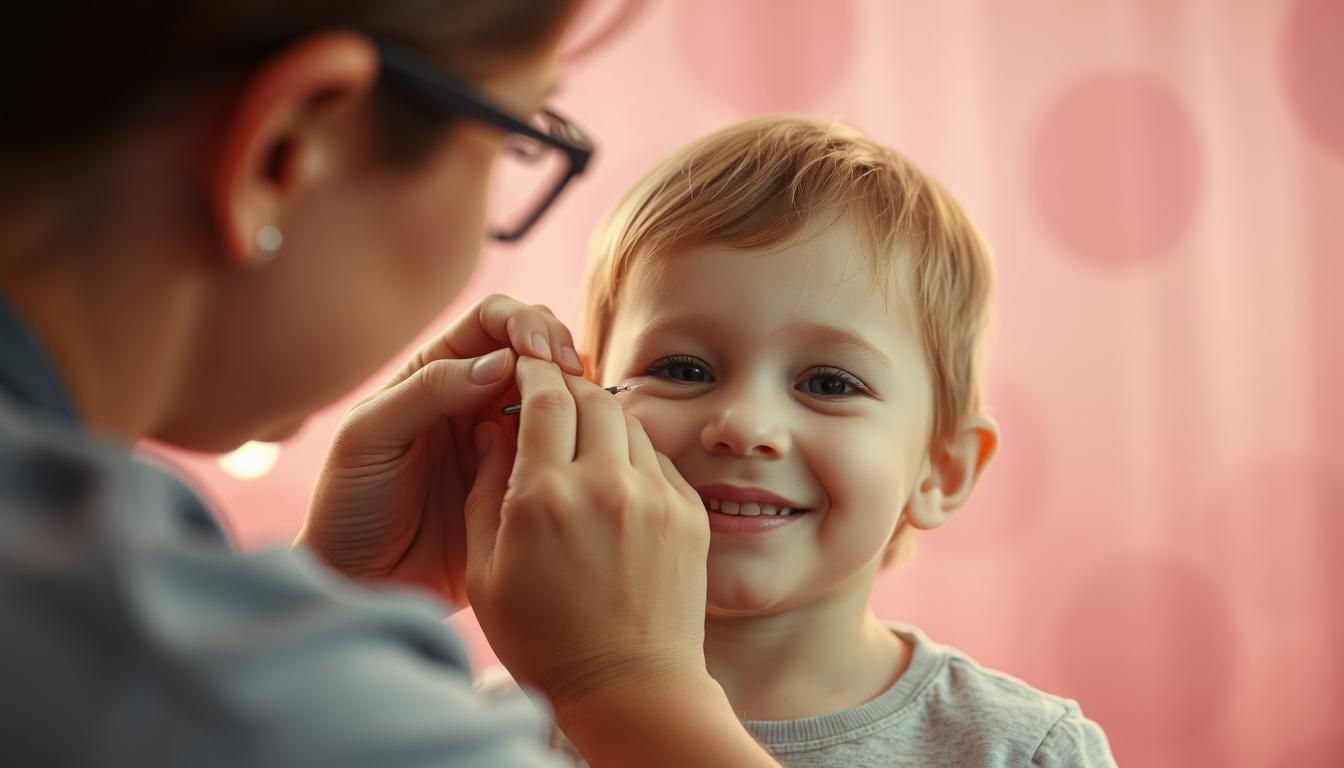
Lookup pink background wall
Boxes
[156,1,1344,765]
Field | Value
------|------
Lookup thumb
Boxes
[346,348,516,448]
[464,421,510,579]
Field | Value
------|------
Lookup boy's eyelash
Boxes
[643,357,870,398]
[645,354,712,379]
[810,366,871,395]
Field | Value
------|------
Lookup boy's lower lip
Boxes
[707,509,805,534]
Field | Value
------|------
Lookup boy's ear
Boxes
[903,413,999,531]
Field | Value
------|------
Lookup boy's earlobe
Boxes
[903,414,999,531]
[903,470,947,531]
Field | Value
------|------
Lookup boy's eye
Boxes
[798,367,869,398]
[646,354,714,383]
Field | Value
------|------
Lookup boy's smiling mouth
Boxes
[694,483,812,518]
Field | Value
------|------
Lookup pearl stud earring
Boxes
[254,224,283,261]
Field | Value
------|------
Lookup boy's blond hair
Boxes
[582,116,993,449]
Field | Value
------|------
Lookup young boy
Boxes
[489,115,1114,767]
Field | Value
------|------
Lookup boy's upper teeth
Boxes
[705,497,800,516]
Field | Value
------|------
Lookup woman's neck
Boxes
[1,233,203,443]
[703,572,910,722]
[0,116,218,444]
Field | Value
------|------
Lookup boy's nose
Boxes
[699,405,791,459]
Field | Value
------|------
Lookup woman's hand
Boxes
[463,357,712,709]
[298,294,584,607]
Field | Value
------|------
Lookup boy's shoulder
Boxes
[881,623,1116,767]
[913,623,1074,725]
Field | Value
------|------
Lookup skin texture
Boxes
[0,27,782,767]
[598,220,999,720]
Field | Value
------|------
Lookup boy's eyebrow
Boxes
[634,311,720,341]
[781,322,893,368]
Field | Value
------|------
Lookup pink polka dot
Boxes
[1029,74,1202,268]
[939,380,1047,551]
[1201,457,1344,621]
[1058,556,1237,753]
[1284,0,1344,152]
[677,0,857,113]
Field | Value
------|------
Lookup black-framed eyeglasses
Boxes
[374,38,595,242]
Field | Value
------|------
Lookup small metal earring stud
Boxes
[254,224,283,261]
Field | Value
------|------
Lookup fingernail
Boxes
[531,333,552,361]
[474,424,492,455]
[560,345,582,371]
[470,348,510,384]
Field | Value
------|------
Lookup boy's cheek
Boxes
[814,430,914,507]
[626,400,696,455]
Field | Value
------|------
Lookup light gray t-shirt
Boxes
[743,625,1115,767]
[488,624,1115,768]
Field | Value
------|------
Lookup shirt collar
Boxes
[0,296,81,427]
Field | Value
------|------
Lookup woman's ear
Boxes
[207,32,379,266]
[903,413,999,531]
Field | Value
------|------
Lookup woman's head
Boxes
[0,1,583,450]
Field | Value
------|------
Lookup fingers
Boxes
[656,452,701,507]
[514,357,578,471]
[565,374,630,463]
[464,422,512,583]
[512,360,650,472]
[342,348,518,449]
[483,296,584,374]
[388,294,582,387]
[624,413,661,473]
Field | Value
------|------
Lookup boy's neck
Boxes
[703,574,911,722]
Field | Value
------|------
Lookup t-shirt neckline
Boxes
[740,624,945,751]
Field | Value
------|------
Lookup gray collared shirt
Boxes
[0,299,562,766]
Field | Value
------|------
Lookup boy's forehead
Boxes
[616,224,921,330]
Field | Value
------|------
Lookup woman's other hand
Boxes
[464,357,712,710]
[298,294,584,607]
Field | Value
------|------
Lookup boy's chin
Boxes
[704,571,796,617]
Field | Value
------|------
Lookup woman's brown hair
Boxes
[0,1,582,184]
